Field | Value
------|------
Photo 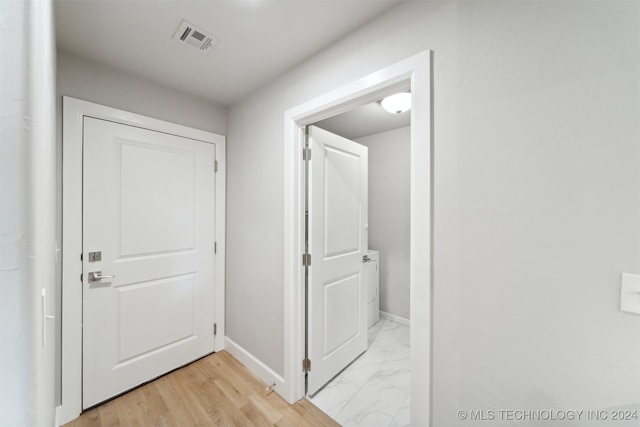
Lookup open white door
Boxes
[307,126,368,395]
[82,117,216,408]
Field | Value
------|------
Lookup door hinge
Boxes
[80,253,83,261]
[214,241,217,254]
[80,273,83,282]
[302,253,311,267]
[303,358,311,372]
[303,147,311,161]
[213,323,217,336]
[214,160,218,173]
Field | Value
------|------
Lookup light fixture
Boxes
[380,92,411,114]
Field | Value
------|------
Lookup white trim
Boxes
[379,311,410,327]
[55,406,62,427]
[283,51,433,426]
[213,136,227,353]
[60,97,226,424]
[224,337,285,391]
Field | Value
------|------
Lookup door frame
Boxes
[283,51,433,425]
[60,97,226,424]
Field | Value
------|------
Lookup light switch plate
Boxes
[621,273,640,314]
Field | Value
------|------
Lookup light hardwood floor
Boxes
[65,351,340,427]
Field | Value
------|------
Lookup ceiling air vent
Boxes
[173,20,218,53]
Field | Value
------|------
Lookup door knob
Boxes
[88,271,116,282]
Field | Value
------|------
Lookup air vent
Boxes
[173,20,218,53]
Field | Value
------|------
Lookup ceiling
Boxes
[314,99,410,139]
[55,0,403,106]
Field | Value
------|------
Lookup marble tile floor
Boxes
[308,319,410,427]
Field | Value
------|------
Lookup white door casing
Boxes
[283,51,431,426]
[82,117,216,408]
[62,97,226,424]
[307,126,368,395]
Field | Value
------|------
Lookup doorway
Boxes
[307,107,411,425]
[282,51,433,426]
[61,97,227,423]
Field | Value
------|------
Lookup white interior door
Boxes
[82,117,216,408]
[307,125,368,395]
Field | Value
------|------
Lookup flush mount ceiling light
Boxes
[380,92,411,114]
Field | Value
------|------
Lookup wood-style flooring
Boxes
[64,351,339,427]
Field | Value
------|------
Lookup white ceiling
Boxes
[55,0,403,106]
[314,100,410,139]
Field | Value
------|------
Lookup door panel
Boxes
[324,273,360,355]
[82,117,216,408]
[324,146,362,257]
[308,126,368,395]
[119,142,196,255]
[117,274,196,361]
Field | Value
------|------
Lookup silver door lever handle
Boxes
[88,271,116,282]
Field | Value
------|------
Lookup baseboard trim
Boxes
[380,311,410,326]
[224,337,285,397]
[55,405,62,427]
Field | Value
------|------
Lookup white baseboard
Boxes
[58,403,80,426]
[380,310,410,327]
[224,336,285,397]
[55,405,62,427]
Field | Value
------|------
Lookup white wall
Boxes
[1,0,57,425]
[356,126,410,321]
[55,50,227,404]
[1,3,34,424]
[56,50,227,135]
[226,1,640,424]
